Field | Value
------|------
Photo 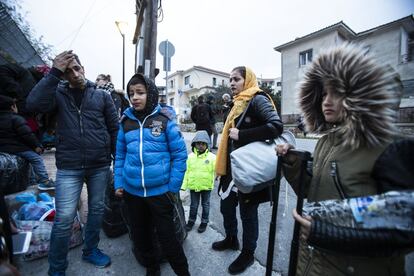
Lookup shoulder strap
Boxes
[235,99,254,128]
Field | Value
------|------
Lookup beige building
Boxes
[163,66,282,122]
[258,77,282,94]
[163,66,230,122]
[274,15,414,123]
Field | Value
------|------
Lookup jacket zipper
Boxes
[139,121,146,196]
[303,245,314,276]
[77,99,85,168]
[330,161,347,199]
[137,109,159,197]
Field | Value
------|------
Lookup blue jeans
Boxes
[48,166,110,274]
[15,150,49,183]
[220,191,259,251]
[189,190,211,224]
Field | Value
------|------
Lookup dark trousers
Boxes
[220,191,259,252]
[124,191,189,276]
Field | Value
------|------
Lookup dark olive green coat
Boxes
[285,132,405,276]
[283,45,405,276]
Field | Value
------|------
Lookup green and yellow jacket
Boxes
[182,148,216,192]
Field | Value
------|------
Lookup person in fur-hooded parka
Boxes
[277,44,405,276]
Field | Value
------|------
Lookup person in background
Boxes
[0,63,37,118]
[96,74,130,117]
[182,130,216,233]
[221,93,232,123]
[26,51,119,276]
[276,44,407,276]
[0,95,55,190]
[296,115,307,137]
[213,66,283,274]
[206,96,218,149]
[159,94,177,122]
[0,63,51,140]
[191,95,214,137]
[114,73,189,276]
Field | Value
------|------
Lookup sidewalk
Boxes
[14,132,276,276]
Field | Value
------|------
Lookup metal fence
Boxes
[0,2,44,67]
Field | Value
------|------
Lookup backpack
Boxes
[193,104,210,125]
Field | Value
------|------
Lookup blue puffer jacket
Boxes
[114,106,187,197]
[26,68,119,169]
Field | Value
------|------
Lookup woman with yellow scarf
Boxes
[212,66,283,274]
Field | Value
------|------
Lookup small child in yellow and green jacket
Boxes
[182,130,216,233]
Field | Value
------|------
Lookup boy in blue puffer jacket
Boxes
[114,73,189,276]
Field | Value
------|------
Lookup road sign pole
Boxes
[165,40,169,95]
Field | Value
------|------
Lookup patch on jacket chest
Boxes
[149,120,163,136]
[204,159,210,165]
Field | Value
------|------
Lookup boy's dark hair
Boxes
[0,95,15,111]
[126,73,159,117]
[127,74,147,96]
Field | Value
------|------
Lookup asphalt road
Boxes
[199,134,318,276]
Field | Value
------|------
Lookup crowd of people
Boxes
[0,43,412,276]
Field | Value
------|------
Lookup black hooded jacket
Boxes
[0,111,41,153]
[26,68,119,169]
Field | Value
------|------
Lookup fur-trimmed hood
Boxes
[299,43,402,149]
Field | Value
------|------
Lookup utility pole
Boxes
[142,0,158,80]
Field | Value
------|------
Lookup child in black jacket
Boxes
[0,95,54,190]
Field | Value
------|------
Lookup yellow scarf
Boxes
[215,67,262,176]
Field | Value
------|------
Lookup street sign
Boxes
[159,40,175,57]
[159,40,175,72]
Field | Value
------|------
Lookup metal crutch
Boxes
[288,150,312,276]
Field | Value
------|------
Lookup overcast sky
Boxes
[20,0,414,88]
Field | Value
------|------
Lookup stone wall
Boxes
[180,122,224,133]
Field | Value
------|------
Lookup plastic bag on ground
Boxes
[0,153,31,195]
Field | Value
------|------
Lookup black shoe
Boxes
[197,222,207,233]
[212,235,239,251]
[146,266,161,276]
[228,249,254,275]
[185,221,194,232]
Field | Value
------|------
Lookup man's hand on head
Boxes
[53,50,75,73]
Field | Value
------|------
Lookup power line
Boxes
[55,0,113,48]
[68,0,98,48]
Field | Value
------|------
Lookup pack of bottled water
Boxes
[303,190,414,231]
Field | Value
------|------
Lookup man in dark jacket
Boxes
[190,95,213,137]
[206,95,218,149]
[26,50,119,276]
